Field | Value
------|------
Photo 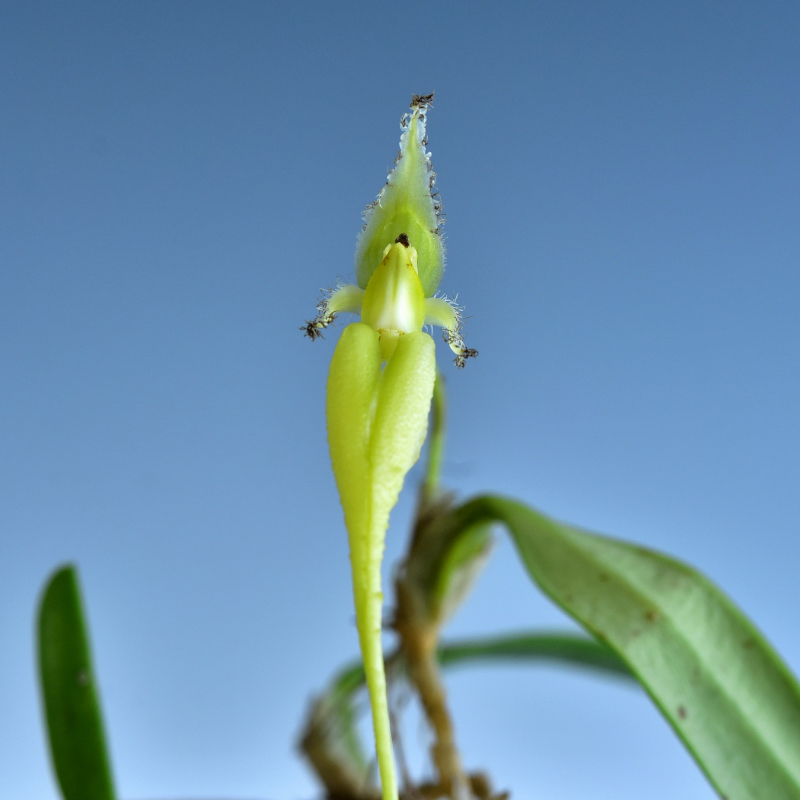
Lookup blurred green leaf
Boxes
[430,521,493,626]
[438,631,632,678]
[38,565,116,800]
[398,499,494,631]
[327,630,631,700]
[448,496,800,800]
[299,690,380,800]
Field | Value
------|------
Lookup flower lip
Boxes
[361,242,426,338]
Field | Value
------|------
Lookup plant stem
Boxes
[423,372,447,500]
[394,608,470,799]
[358,594,398,800]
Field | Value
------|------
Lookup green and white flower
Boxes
[305,95,475,800]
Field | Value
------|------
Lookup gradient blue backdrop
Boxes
[2,2,799,798]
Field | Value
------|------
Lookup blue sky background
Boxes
[1,2,799,798]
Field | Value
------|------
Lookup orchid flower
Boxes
[305,94,475,800]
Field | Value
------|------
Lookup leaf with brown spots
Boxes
[435,496,800,800]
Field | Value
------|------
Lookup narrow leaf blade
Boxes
[438,631,632,679]
[38,565,116,800]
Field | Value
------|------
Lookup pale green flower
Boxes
[305,94,475,800]
[305,94,476,368]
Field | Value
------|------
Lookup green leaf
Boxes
[438,631,632,679]
[447,496,800,800]
[37,565,117,800]
[398,496,493,631]
[328,631,631,698]
[430,521,493,625]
